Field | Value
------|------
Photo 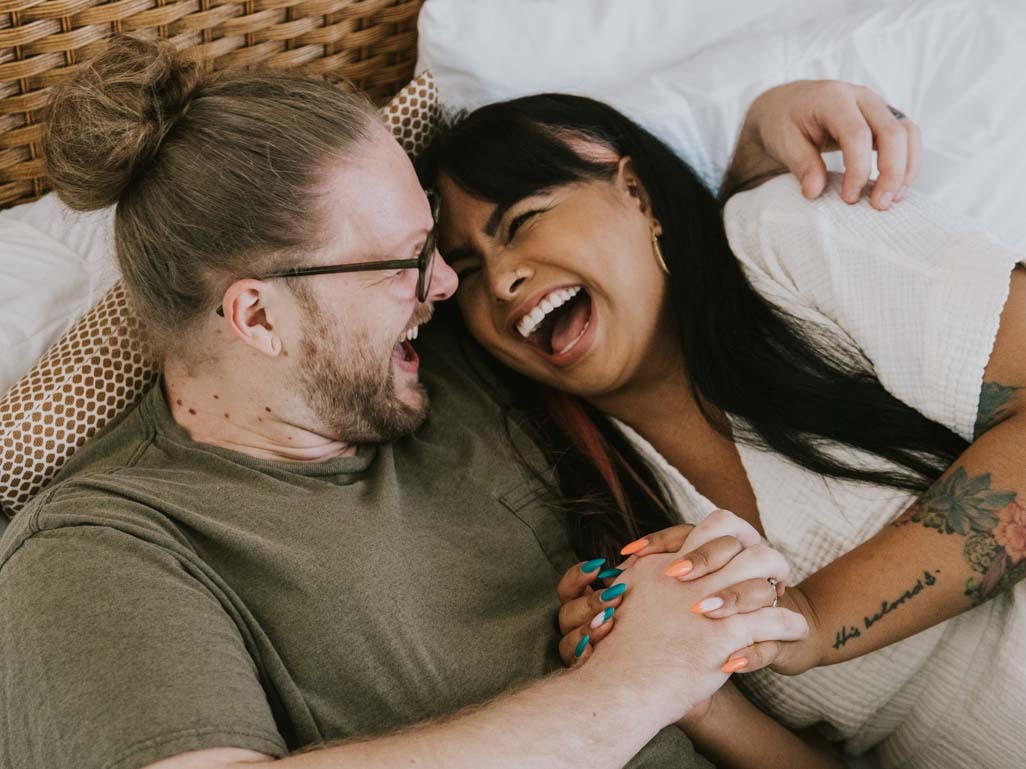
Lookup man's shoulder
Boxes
[1,472,190,571]
[31,383,216,517]
[2,387,200,566]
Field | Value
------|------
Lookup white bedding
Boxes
[419,0,1026,248]
[0,196,117,393]
[2,0,1025,393]
[1,0,1024,748]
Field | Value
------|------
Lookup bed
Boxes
[1,3,1025,765]
[5,0,1026,524]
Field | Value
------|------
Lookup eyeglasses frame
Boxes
[215,195,440,317]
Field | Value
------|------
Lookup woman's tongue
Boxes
[547,294,591,355]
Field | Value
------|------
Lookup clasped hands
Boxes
[556,510,821,723]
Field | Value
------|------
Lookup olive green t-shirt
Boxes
[0,324,710,769]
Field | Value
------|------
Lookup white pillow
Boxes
[0,197,117,393]
[418,0,1026,251]
[417,0,890,107]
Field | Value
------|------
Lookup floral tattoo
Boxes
[896,466,1026,607]
[974,382,1022,439]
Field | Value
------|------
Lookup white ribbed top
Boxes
[617,174,1025,768]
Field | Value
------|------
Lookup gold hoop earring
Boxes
[652,230,670,275]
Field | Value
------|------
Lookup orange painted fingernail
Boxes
[721,657,748,674]
[664,559,694,578]
[620,538,650,556]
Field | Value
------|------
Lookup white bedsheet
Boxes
[419,0,1026,250]
[0,196,116,394]
[3,0,1025,401]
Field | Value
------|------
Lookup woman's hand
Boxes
[554,552,633,668]
[558,519,810,724]
[690,582,824,676]
[725,79,921,211]
[618,512,823,675]
[555,510,786,670]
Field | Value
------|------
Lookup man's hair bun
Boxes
[43,36,203,210]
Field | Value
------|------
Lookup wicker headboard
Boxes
[0,0,425,210]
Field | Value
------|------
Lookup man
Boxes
[0,38,919,769]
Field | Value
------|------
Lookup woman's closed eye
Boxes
[445,207,548,280]
[507,208,547,242]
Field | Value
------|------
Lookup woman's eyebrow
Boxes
[484,190,553,236]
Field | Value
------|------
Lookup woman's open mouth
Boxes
[513,285,596,366]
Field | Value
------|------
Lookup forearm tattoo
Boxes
[836,381,1025,648]
[894,465,1025,607]
[832,570,941,650]
[974,381,1022,439]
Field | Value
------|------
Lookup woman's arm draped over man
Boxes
[724,173,1026,671]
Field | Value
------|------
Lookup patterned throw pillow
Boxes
[0,71,439,517]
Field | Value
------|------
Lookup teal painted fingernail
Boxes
[601,583,627,601]
[603,606,615,622]
[597,568,622,580]
[581,558,606,574]
[574,635,590,658]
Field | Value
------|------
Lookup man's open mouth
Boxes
[513,285,593,359]
[393,323,422,371]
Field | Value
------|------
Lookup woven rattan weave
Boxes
[0,0,424,209]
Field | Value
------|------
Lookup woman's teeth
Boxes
[516,286,581,338]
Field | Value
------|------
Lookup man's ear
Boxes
[615,155,654,215]
[220,279,284,358]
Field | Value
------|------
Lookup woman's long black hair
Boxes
[419,94,968,562]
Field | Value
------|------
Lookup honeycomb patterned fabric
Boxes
[0,71,439,518]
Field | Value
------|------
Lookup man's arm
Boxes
[3,526,673,769]
[721,80,921,211]
[147,548,810,769]
[146,665,669,769]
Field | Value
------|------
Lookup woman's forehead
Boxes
[436,175,494,247]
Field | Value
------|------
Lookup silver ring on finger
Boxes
[767,577,779,608]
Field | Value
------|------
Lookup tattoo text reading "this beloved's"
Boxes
[832,570,939,650]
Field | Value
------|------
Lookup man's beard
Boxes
[298,306,430,444]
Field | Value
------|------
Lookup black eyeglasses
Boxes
[216,196,440,316]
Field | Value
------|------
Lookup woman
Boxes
[422,94,1026,768]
